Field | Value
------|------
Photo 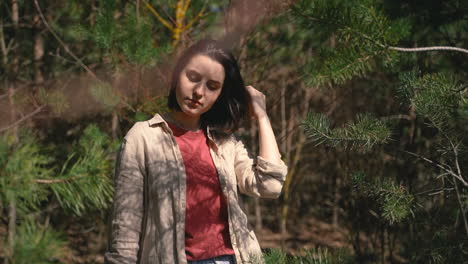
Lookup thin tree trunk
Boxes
[0,20,8,66]
[453,177,468,235]
[112,110,119,140]
[136,0,140,21]
[249,122,262,232]
[253,197,262,232]
[7,200,16,263]
[332,156,342,229]
[9,0,19,137]
[380,225,385,264]
[6,87,17,264]
[332,175,340,228]
[33,14,44,87]
[279,84,287,248]
[11,0,19,74]
[279,84,312,249]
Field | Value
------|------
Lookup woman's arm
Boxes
[246,85,282,164]
[233,86,287,199]
[104,135,145,264]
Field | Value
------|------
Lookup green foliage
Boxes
[139,95,170,118]
[302,112,391,151]
[88,2,171,67]
[120,14,169,66]
[50,124,114,216]
[134,111,151,122]
[352,172,416,225]
[398,71,464,130]
[0,126,114,218]
[263,248,288,263]
[93,0,118,50]
[10,219,67,264]
[292,0,410,87]
[37,88,69,115]
[262,247,354,264]
[405,225,468,264]
[0,131,52,215]
[89,81,123,111]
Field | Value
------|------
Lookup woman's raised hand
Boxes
[246,85,267,120]
[245,85,282,163]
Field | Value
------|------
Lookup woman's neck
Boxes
[166,111,201,131]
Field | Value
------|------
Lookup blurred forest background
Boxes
[0,0,467,263]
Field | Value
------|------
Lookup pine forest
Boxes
[0,0,467,263]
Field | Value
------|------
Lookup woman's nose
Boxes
[192,83,205,98]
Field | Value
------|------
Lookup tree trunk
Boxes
[6,200,16,264]
[33,14,44,87]
[112,110,119,140]
[249,122,262,232]
[0,20,7,66]
[6,88,18,264]
[332,170,341,228]
[11,0,19,74]
[6,4,19,261]
[279,84,288,248]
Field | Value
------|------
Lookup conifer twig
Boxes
[36,178,74,184]
[448,140,468,235]
[403,150,468,187]
[142,0,174,30]
[183,6,206,31]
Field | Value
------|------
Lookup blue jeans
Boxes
[187,254,236,264]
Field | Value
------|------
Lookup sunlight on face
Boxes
[175,54,225,119]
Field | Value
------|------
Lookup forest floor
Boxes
[0,216,353,263]
[61,215,352,263]
[257,216,353,255]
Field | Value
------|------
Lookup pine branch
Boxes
[11,219,66,263]
[389,46,468,54]
[295,2,468,55]
[0,132,52,214]
[402,150,468,187]
[303,112,391,151]
[183,5,206,31]
[448,139,468,235]
[48,125,114,216]
[36,178,76,184]
[352,172,415,225]
[142,0,174,30]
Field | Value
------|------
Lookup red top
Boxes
[167,121,234,261]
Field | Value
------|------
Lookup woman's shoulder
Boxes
[124,121,147,139]
[124,114,167,142]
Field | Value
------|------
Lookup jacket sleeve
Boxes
[233,136,288,199]
[104,137,145,264]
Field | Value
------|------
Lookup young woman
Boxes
[104,39,287,264]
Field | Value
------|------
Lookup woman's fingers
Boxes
[246,85,267,119]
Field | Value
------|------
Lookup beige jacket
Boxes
[104,114,288,264]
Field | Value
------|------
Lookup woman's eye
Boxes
[207,82,220,91]
[186,71,201,82]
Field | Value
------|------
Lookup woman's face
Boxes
[175,54,225,119]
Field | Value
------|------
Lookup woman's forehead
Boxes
[185,54,225,83]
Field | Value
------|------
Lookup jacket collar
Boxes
[147,113,220,150]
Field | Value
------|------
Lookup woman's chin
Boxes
[180,106,204,119]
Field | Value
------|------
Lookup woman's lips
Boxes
[187,98,201,105]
